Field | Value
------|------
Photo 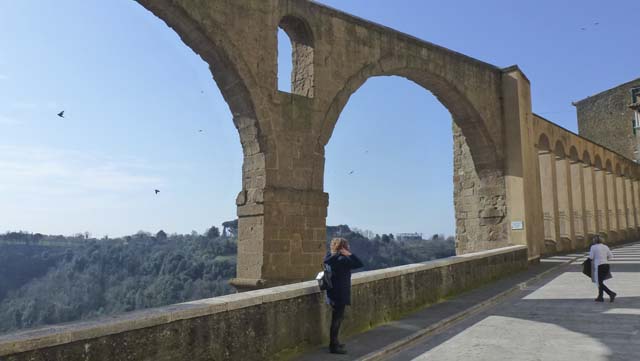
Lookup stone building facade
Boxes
[575,78,640,161]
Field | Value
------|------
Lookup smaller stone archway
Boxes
[581,151,598,238]
[278,15,315,97]
[614,163,628,238]
[621,165,637,236]
[603,159,619,241]
[553,141,573,250]
[537,134,558,252]
[568,146,586,244]
[593,155,609,238]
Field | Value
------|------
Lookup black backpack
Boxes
[316,263,333,290]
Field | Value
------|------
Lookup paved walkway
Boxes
[387,242,640,361]
[293,247,600,361]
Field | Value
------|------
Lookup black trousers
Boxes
[330,303,346,347]
[597,264,615,299]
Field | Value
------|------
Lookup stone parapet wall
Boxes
[0,246,527,361]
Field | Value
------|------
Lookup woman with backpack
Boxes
[323,238,364,355]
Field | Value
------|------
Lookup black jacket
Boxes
[323,252,364,306]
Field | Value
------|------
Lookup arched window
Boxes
[277,16,314,97]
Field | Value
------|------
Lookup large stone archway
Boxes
[320,66,508,255]
[136,0,535,289]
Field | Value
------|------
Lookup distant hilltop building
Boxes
[575,77,640,161]
[395,233,423,242]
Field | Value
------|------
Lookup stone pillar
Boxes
[539,151,559,252]
[555,154,574,250]
[453,124,508,254]
[232,96,329,290]
[606,171,618,241]
[501,68,541,260]
[625,177,636,236]
[234,179,328,290]
[631,179,640,231]
[582,164,597,237]
[616,175,628,239]
[570,160,586,247]
[595,168,608,238]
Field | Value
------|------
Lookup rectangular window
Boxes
[632,87,640,103]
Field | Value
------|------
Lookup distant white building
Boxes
[395,233,423,242]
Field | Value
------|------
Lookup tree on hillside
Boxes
[205,226,220,239]
[156,230,167,241]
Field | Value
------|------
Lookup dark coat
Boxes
[323,252,364,306]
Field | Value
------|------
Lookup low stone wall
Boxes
[0,245,527,361]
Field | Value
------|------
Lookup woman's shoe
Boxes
[610,293,617,302]
[329,346,347,355]
[594,298,604,302]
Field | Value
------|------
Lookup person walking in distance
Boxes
[589,235,617,302]
[323,238,364,354]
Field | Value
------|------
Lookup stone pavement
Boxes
[292,248,595,361]
[387,242,640,361]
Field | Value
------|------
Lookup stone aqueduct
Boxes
[3,1,640,359]
[134,0,640,288]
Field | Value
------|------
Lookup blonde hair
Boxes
[330,238,348,254]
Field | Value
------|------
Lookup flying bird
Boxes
[580,27,586,31]
[199,129,203,133]
[57,111,65,118]
[348,170,354,175]
[594,22,599,26]
[154,189,160,195]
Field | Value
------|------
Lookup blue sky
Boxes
[1,0,638,238]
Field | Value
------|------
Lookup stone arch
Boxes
[554,140,566,158]
[136,0,271,288]
[603,159,618,240]
[592,155,608,238]
[581,150,597,237]
[320,65,507,254]
[582,151,592,166]
[278,15,315,97]
[569,146,580,162]
[605,159,613,173]
[613,162,627,238]
[321,64,500,172]
[538,133,551,151]
[136,0,264,157]
[595,155,604,170]
[552,140,571,249]
[536,132,557,251]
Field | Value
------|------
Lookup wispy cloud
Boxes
[10,101,38,110]
[0,115,20,125]
[0,145,165,196]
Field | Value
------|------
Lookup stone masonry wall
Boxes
[576,78,640,160]
[0,246,527,361]
[453,123,509,254]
